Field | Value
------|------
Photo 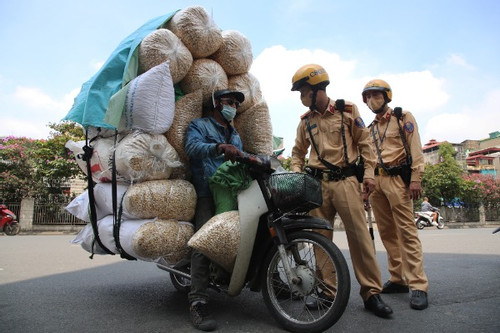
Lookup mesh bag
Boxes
[268,173,322,212]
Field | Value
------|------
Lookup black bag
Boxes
[355,157,365,183]
[400,163,412,187]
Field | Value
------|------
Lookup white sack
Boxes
[119,61,175,134]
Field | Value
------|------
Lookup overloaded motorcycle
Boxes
[1,204,21,235]
[156,153,351,333]
[414,207,444,230]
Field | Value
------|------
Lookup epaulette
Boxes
[300,110,312,119]
[343,104,353,113]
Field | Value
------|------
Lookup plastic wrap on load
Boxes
[122,179,196,221]
[233,100,273,155]
[115,131,182,183]
[211,30,253,76]
[188,210,240,273]
[166,6,223,59]
[138,28,193,83]
[65,183,133,222]
[179,58,228,108]
[65,137,127,184]
[165,89,203,180]
[132,219,194,265]
[71,216,149,260]
[228,72,263,114]
[118,61,175,134]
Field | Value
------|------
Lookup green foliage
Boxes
[462,174,500,207]
[0,121,85,202]
[421,142,465,205]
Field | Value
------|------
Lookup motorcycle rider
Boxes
[362,79,429,310]
[290,64,393,318]
[185,89,245,331]
[421,197,438,226]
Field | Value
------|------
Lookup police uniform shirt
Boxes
[291,99,375,179]
[369,108,425,182]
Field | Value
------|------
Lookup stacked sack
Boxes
[68,5,274,270]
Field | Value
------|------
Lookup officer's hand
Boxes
[217,144,243,162]
[363,178,376,197]
[408,181,422,200]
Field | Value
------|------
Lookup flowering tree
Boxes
[462,174,500,207]
[0,122,85,203]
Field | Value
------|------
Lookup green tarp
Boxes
[63,11,178,129]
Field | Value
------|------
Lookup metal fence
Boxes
[33,202,86,225]
[4,201,86,225]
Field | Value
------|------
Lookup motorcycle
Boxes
[156,153,351,333]
[1,204,21,235]
[415,207,444,230]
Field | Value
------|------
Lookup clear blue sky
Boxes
[1,0,499,156]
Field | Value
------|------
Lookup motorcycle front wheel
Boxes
[437,220,445,229]
[261,231,350,333]
[3,222,20,235]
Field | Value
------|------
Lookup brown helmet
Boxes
[362,79,392,103]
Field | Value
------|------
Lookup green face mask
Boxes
[221,105,237,121]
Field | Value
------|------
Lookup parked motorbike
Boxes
[415,207,444,230]
[157,153,351,333]
[1,204,21,235]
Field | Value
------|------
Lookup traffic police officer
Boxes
[362,79,429,310]
[290,64,393,318]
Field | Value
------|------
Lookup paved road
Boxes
[1,228,499,332]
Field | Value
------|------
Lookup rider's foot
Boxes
[190,301,217,331]
[381,280,409,294]
[305,291,335,310]
[410,290,428,310]
[431,221,438,226]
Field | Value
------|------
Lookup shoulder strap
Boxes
[305,116,338,170]
[370,125,389,171]
[393,107,412,165]
[336,99,351,165]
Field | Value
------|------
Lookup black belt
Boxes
[306,166,356,182]
[374,166,403,177]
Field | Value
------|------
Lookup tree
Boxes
[0,121,85,203]
[421,143,465,205]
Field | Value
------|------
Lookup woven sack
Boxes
[119,61,175,134]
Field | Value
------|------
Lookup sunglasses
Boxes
[220,98,240,108]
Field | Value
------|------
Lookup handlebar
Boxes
[235,152,276,173]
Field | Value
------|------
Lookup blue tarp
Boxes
[63,11,178,129]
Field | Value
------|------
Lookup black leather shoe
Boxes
[381,280,409,294]
[306,292,335,310]
[410,290,428,310]
[364,294,393,318]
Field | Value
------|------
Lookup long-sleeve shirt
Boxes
[185,116,243,197]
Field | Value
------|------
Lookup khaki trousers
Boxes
[371,175,429,292]
[310,176,383,301]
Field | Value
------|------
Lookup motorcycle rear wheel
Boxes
[3,222,20,235]
[416,219,425,230]
[261,231,350,333]
[170,272,191,293]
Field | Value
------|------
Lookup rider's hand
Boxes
[217,144,243,162]
[408,181,422,200]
